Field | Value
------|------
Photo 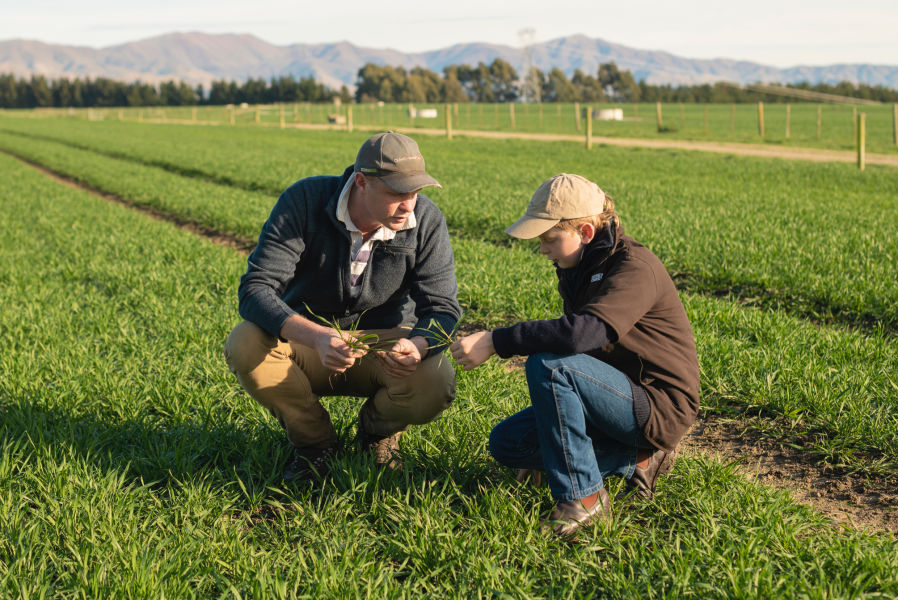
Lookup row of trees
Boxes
[0,74,350,109]
[2,64,897,109]
[354,60,898,104]
[354,60,641,104]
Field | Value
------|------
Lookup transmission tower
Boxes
[518,28,540,103]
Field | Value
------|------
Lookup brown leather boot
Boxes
[283,445,337,482]
[540,488,611,538]
[357,425,402,471]
[621,447,677,501]
[356,409,403,470]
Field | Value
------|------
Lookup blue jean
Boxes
[489,353,645,502]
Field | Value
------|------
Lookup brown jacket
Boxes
[561,224,700,451]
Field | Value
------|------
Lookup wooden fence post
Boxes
[857,112,866,171]
[347,105,353,133]
[785,104,791,138]
[255,106,260,124]
[192,106,197,123]
[87,108,93,121]
[585,106,593,149]
[758,102,765,137]
[817,105,822,140]
[656,102,663,132]
[509,103,515,128]
[279,105,285,128]
[574,102,581,131]
[445,104,452,140]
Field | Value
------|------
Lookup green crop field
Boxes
[20,99,898,155]
[1,116,897,597]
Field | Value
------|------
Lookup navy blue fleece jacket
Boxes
[238,166,461,353]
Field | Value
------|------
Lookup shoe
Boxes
[283,445,336,482]
[620,447,677,501]
[357,424,402,471]
[540,488,611,538]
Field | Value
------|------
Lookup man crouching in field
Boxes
[451,174,699,537]
[225,132,460,482]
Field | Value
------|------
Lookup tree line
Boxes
[0,74,349,109]
[2,62,896,109]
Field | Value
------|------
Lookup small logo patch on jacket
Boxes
[591,273,604,283]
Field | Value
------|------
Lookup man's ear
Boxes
[579,223,596,244]
[353,171,368,191]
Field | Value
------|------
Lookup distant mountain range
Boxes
[2,32,896,91]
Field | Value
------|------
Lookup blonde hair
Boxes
[554,194,618,234]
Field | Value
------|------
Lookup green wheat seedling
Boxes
[303,304,394,355]
[419,316,462,367]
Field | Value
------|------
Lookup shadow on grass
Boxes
[0,397,503,509]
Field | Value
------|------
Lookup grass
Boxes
[1,121,897,473]
[24,101,898,155]
[2,151,898,598]
[2,119,896,333]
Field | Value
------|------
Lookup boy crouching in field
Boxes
[450,174,700,537]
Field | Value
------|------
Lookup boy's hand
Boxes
[449,331,495,370]
[375,336,427,378]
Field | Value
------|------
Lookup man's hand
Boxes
[376,336,428,378]
[314,331,367,373]
[449,331,494,370]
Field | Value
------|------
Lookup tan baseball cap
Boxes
[354,132,441,194]
[505,173,607,239]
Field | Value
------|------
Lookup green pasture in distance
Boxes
[3,152,898,598]
[2,119,896,332]
[29,99,898,155]
[0,131,896,473]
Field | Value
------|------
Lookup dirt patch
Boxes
[683,414,898,535]
[13,150,897,535]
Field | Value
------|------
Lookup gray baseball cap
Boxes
[354,132,441,193]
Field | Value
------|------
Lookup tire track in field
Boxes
[0,149,257,254]
[0,127,281,196]
[9,148,897,535]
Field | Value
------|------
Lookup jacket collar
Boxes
[557,221,624,298]
[326,166,357,238]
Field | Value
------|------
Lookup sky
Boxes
[3,0,897,68]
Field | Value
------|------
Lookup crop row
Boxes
[30,100,898,155]
[2,152,897,597]
[2,117,897,333]
[1,127,896,473]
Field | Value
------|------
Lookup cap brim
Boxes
[504,215,560,239]
[380,171,442,194]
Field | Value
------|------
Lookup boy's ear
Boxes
[579,223,596,244]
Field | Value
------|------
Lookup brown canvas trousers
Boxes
[224,320,456,449]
